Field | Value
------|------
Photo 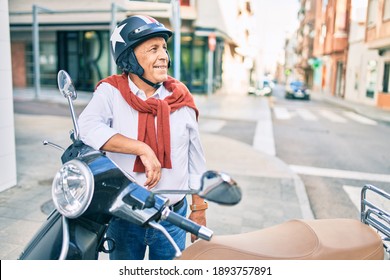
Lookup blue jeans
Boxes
[106,199,187,260]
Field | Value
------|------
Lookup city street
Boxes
[270,84,390,219]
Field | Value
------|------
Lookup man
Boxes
[78,15,207,260]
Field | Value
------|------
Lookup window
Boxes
[384,0,390,21]
[366,60,377,98]
[322,0,328,12]
[367,0,378,27]
[383,62,390,93]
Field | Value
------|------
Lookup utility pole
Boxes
[171,0,181,80]
[32,5,52,99]
[207,33,216,96]
[110,2,118,75]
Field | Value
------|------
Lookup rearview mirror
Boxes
[57,70,77,100]
[198,171,241,205]
[56,70,80,141]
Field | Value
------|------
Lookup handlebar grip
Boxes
[164,210,213,241]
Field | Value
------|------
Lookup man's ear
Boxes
[128,50,144,76]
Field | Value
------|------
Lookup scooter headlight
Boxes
[52,159,94,218]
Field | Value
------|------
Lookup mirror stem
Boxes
[67,95,80,141]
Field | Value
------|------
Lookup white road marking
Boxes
[296,109,318,121]
[319,110,347,123]
[343,111,378,125]
[290,165,390,183]
[273,106,291,120]
[343,185,362,210]
[253,98,276,156]
[199,119,226,133]
[343,185,389,212]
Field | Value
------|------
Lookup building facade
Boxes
[0,0,17,192]
[312,0,351,97]
[9,0,252,94]
[365,0,390,108]
[345,0,379,105]
[296,0,317,87]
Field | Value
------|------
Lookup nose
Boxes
[158,50,169,62]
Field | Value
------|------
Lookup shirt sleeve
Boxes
[186,107,207,190]
[78,83,119,150]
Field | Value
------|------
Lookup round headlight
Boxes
[52,159,94,218]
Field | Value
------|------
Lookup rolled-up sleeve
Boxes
[78,83,119,150]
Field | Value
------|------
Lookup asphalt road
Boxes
[271,85,390,219]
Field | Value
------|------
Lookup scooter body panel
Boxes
[19,210,107,260]
[19,211,63,260]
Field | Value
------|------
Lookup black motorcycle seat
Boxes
[178,219,384,260]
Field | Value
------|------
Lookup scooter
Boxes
[18,70,242,260]
[179,184,390,260]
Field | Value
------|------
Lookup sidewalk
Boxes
[1,87,313,259]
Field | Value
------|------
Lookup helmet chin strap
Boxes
[138,75,162,89]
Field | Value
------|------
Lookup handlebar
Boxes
[161,207,213,241]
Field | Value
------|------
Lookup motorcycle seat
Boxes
[178,219,384,260]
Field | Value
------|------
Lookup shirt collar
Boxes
[128,76,164,101]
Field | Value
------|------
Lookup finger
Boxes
[145,170,161,189]
[191,234,198,243]
[144,170,152,187]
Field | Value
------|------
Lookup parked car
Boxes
[285,80,310,100]
[248,79,274,96]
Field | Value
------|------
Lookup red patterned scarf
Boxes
[96,74,199,172]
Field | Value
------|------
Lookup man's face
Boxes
[134,37,169,84]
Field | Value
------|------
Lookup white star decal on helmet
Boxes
[110,23,126,52]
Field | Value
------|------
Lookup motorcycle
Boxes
[18,70,242,260]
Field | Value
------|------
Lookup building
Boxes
[0,0,17,192]
[365,0,390,109]
[345,0,378,105]
[295,0,317,87]
[9,0,253,94]
[278,31,299,84]
[312,0,351,97]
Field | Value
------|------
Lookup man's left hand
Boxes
[188,210,206,243]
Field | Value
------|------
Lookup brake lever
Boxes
[42,140,65,152]
[148,220,182,258]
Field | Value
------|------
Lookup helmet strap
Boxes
[138,75,162,89]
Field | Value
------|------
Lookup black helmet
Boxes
[110,15,172,78]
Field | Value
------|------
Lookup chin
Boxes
[155,74,168,83]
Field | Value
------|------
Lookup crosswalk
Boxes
[272,106,378,125]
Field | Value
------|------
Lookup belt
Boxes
[169,198,185,212]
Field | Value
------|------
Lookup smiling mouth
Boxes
[154,66,167,69]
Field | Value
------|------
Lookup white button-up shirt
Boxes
[78,77,206,205]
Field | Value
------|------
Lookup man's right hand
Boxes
[101,133,162,188]
[139,146,161,189]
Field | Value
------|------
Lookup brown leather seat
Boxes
[178,219,384,260]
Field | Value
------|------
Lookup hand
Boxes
[139,146,161,189]
[188,210,206,243]
[100,134,162,188]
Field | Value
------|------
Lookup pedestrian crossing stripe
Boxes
[273,107,377,125]
[319,110,347,123]
[296,109,318,121]
[273,107,291,119]
[342,111,378,125]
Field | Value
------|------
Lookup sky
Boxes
[251,0,300,74]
